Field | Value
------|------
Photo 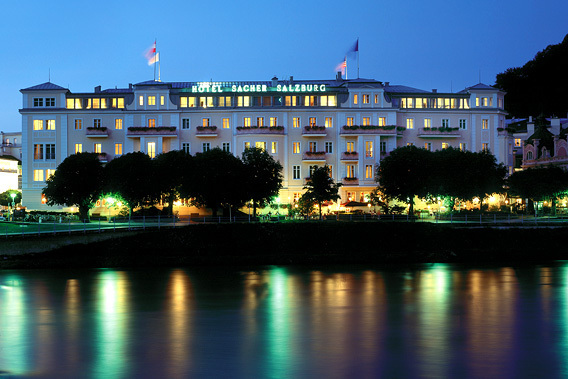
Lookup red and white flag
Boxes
[144,41,158,65]
[335,57,347,74]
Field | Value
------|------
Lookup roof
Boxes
[21,82,68,91]
[459,83,500,93]
[384,85,430,94]
[0,154,21,163]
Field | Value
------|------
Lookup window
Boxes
[92,98,100,109]
[347,165,355,178]
[346,141,354,153]
[115,119,123,130]
[285,96,297,106]
[202,118,210,127]
[362,94,370,104]
[46,144,56,160]
[309,141,317,153]
[365,141,373,158]
[353,94,358,105]
[34,169,44,181]
[293,117,300,128]
[327,165,333,177]
[112,98,125,108]
[271,142,277,154]
[425,143,431,151]
[115,143,123,156]
[203,143,210,152]
[309,117,317,127]
[309,165,317,176]
[459,119,467,130]
[33,98,44,107]
[257,117,264,127]
[46,169,55,180]
[424,118,431,128]
[34,144,43,160]
[223,118,230,129]
[182,119,190,129]
[93,119,101,128]
[482,143,489,152]
[75,144,82,153]
[482,119,489,129]
[148,119,156,128]
[94,144,102,154]
[362,117,371,126]
[347,117,354,127]
[270,117,278,127]
[378,117,386,127]
[293,165,301,180]
[160,96,165,106]
[219,96,232,107]
[182,143,190,154]
[459,143,467,151]
[325,142,333,154]
[46,98,55,107]
[293,142,300,154]
[374,94,379,104]
[442,119,449,128]
[147,142,156,158]
[526,151,533,160]
[222,142,231,153]
[442,143,449,149]
[305,96,318,106]
[244,117,251,127]
[139,95,144,106]
[406,118,414,129]
[237,96,250,107]
[366,165,373,179]
[407,142,414,146]
[514,138,521,147]
[293,193,301,202]
[244,142,251,150]
[380,141,387,153]
[255,141,267,151]
[325,117,333,128]
[33,120,44,130]
[75,119,82,130]
[321,95,336,106]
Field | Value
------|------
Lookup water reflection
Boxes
[2,264,568,377]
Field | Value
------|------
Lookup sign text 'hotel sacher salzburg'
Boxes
[190,83,327,93]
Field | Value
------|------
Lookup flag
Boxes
[347,38,359,57]
[335,57,347,74]
[145,41,158,65]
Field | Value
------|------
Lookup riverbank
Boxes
[1,222,567,269]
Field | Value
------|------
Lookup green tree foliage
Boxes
[508,166,568,214]
[153,150,193,215]
[0,190,22,207]
[241,147,283,217]
[188,148,245,216]
[104,152,156,217]
[42,153,103,221]
[495,34,568,117]
[302,165,341,220]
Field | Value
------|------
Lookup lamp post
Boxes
[106,197,115,223]
[10,193,16,209]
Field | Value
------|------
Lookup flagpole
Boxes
[154,39,157,81]
[357,37,360,79]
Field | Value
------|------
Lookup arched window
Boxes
[526,151,533,160]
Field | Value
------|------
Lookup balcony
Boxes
[127,126,177,137]
[417,127,462,138]
[340,125,405,136]
[340,152,359,161]
[97,152,109,163]
[342,177,359,185]
[302,125,327,136]
[86,127,109,137]
[302,151,327,161]
[195,126,218,137]
[236,126,285,135]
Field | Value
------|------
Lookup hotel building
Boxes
[20,75,509,213]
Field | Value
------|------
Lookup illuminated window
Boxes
[244,117,251,127]
[34,144,43,160]
[223,118,230,129]
[115,119,123,130]
[459,143,467,151]
[425,142,431,151]
[92,98,101,109]
[325,141,333,154]
[378,117,386,126]
[459,119,467,129]
[407,142,414,146]
[406,118,414,129]
[219,96,232,107]
[285,96,297,106]
[200,97,213,108]
[115,143,123,156]
[148,96,156,105]
[75,144,82,153]
[94,144,102,154]
[180,97,188,107]
[305,96,318,106]
[309,141,317,153]
[293,142,300,154]
[415,98,423,109]
[362,94,370,104]
[271,142,277,154]
[237,96,250,107]
[270,117,278,127]
[482,143,489,152]
[33,120,44,130]
[293,192,301,202]
[353,94,358,105]
[45,120,55,130]
[362,117,370,126]
[66,99,74,109]
[34,169,44,181]
[442,143,449,149]
[482,97,488,106]
[498,98,503,109]
[46,169,55,180]
[347,117,354,127]
[160,96,165,106]
[75,119,82,130]
[182,143,190,154]
[46,144,55,160]
[366,165,373,179]
[182,119,190,129]
[116,98,124,108]
[460,98,469,109]
[93,119,101,128]
[255,141,266,150]
[374,94,379,104]
[222,142,230,153]
[424,118,431,128]
[482,119,489,129]
[244,142,251,150]
[202,142,210,152]
[442,119,449,128]
[147,142,156,158]
[365,141,373,158]
[257,117,264,127]
[293,117,300,128]
[323,96,336,106]
[309,117,317,127]
[346,165,355,178]
[139,96,144,106]
[33,98,43,107]
[202,118,210,127]
[148,119,156,128]
[514,138,521,147]
[293,165,301,179]
[346,141,354,153]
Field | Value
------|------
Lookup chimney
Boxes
[271,76,278,87]
[336,71,343,81]
[432,89,437,93]
[94,85,101,93]
[129,83,133,90]
[384,82,390,87]
[289,76,294,85]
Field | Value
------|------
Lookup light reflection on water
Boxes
[1,263,568,378]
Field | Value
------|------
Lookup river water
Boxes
[1,263,567,378]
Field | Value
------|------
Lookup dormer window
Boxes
[33,98,44,107]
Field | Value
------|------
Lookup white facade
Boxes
[19,77,509,212]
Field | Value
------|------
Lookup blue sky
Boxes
[2,0,567,132]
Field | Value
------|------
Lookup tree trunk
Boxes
[318,201,322,220]
[408,198,414,217]
[253,202,257,218]
[79,204,90,222]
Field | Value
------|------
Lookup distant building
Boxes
[19,76,509,213]
[0,131,22,193]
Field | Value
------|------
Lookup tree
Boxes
[153,150,193,215]
[377,146,433,215]
[0,190,21,207]
[104,152,156,217]
[508,166,568,215]
[42,153,103,221]
[241,147,283,217]
[302,165,341,220]
[187,148,245,216]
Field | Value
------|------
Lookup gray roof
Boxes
[0,154,21,163]
[384,85,430,94]
[21,82,68,91]
[460,83,498,92]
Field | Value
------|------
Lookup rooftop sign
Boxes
[191,83,326,93]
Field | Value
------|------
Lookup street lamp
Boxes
[10,193,16,209]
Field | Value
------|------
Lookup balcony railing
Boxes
[340,125,405,136]
[236,126,285,135]
[302,151,327,161]
[417,127,462,138]
[86,127,109,137]
[342,177,359,185]
[340,152,359,160]
[97,152,108,162]
[302,125,327,136]
[196,126,218,137]
[127,126,177,136]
